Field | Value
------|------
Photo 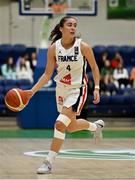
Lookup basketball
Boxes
[5,88,29,112]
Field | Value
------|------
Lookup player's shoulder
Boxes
[81,40,90,48]
[47,43,56,56]
[48,43,56,52]
[80,40,92,53]
[48,43,55,50]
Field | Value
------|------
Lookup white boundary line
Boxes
[24,149,135,161]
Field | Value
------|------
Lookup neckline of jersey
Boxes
[60,38,77,50]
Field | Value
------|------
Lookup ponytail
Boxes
[49,23,62,45]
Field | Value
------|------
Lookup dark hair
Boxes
[20,57,27,70]
[6,57,15,72]
[49,16,77,44]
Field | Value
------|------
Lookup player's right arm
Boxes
[28,44,56,96]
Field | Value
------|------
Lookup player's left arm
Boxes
[81,41,100,104]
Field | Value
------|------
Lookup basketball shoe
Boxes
[37,160,52,174]
[93,119,105,142]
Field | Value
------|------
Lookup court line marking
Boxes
[24,149,135,160]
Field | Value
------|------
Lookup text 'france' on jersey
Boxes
[54,38,87,87]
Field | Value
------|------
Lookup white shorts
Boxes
[56,83,88,116]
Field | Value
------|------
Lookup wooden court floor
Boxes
[0,138,135,180]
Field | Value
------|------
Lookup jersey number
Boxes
[66,65,71,71]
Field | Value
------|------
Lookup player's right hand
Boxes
[93,89,100,104]
[23,90,34,99]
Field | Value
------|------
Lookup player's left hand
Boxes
[93,89,100,104]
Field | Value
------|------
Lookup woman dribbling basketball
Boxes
[26,16,105,174]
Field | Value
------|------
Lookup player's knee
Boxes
[55,121,66,132]
[56,114,71,128]
[54,114,71,140]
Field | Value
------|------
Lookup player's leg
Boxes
[65,84,104,136]
[66,118,99,133]
[48,107,104,157]
[37,106,74,174]
[37,107,104,174]
[37,106,96,174]
[67,118,96,132]
[67,118,105,142]
[49,107,103,152]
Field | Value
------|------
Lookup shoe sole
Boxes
[37,171,52,174]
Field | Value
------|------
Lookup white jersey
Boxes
[54,38,87,87]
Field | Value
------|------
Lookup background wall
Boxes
[0,0,134,47]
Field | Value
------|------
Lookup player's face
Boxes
[61,18,77,38]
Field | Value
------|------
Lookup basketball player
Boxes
[26,16,105,174]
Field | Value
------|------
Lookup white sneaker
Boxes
[93,119,105,142]
[37,160,52,174]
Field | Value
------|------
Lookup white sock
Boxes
[88,122,97,131]
[46,150,57,164]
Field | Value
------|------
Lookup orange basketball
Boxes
[5,88,29,112]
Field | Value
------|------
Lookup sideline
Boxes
[0,129,135,138]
